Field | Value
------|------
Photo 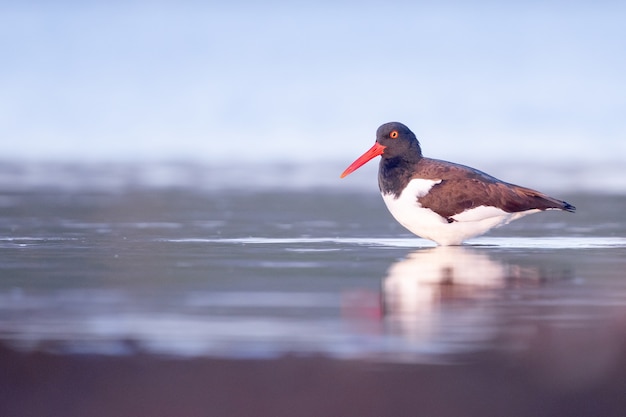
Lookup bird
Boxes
[340,122,576,246]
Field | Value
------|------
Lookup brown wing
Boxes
[415,158,575,218]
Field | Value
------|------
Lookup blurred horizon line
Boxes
[0,158,623,194]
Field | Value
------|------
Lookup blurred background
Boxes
[1,0,625,191]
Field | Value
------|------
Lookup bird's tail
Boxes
[505,184,576,213]
[561,201,576,213]
[526,188,576,213]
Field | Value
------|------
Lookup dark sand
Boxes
[2,337,626,417]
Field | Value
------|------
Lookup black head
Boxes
[340,121,422,178]
[375,122,422,159]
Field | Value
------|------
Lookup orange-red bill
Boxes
[340,142,386,178]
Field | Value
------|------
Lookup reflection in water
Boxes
[379,244,626,387]
[382,246,538,355]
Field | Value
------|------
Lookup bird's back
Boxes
[408,158,575,219]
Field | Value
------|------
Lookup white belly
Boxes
[381,179,538,246]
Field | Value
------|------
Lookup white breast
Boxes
[381,178,538,246]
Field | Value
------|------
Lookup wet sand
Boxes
[2,337,626,417]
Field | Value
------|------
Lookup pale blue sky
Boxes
[1,1,625,166]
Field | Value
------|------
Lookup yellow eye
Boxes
[390,131,399,139]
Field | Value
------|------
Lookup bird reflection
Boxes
[382,246,511,355]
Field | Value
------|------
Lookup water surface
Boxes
[1,178,625,366]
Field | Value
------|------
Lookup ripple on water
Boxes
[165,236,626,249]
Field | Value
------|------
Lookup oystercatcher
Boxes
[340,122,576,245]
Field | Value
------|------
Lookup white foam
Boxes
[165,236,626,249]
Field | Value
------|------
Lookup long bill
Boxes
[340,142,386,178]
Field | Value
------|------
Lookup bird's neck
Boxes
[378,154,421,197]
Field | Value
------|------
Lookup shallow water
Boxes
[0,177,625,364]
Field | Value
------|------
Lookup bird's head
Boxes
[340,122,422,178]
